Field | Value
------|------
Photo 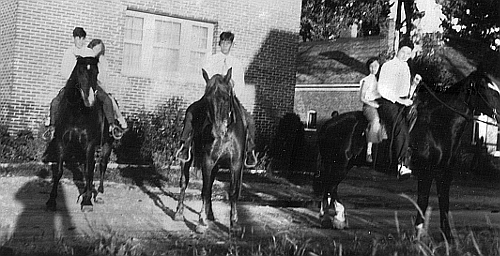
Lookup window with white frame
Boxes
[123,10,214,80]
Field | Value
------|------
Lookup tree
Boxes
[300,0,392,41]
[440,0,500,51]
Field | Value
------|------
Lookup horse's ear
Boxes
[202,69,210,83]
[224,68,233,84]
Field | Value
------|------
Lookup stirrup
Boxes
[244,150,257,168]
[42,127,54,141]
[110,125,124,140]
[176,144,192,163]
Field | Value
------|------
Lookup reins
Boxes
[421,82,499,127]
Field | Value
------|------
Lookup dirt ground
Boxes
[0,165,499,253]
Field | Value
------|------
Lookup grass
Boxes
[1,217,499,256]
[1,164,499,255]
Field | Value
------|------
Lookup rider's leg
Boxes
[377,99,411,178]
[109,94,128,130]
[43,89,65,141]
[244,110,257,167]
[95,90,115,128]
[176,101,199,161]
[363,104,379,163]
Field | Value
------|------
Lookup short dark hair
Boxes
[73,27,86,38]
[399,37,414,50]
[365,57,379,71]
[219,31,235,43]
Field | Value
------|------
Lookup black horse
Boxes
[45,57,114,212]
[317,70,500,238]
[174,68,247,234]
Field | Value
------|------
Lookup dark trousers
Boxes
[376,98,409,165]
[50,85,115,126]
[180,99,255,152]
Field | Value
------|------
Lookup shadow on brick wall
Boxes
[245,29,299,151]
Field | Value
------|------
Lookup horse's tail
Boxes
[313,151,323,197]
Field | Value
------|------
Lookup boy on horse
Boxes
[376,38,420,179]
[45,27,127,141]
[176,31,257,167]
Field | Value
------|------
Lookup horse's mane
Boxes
[65,57,99,90]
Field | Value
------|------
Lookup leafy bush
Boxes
[0,125,45,163]
[115,97,184,169]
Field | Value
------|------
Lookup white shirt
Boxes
[359,74,380,107]
[377,57,411,103]
[96,55,109,90]
[202,52,245,96]
[60,45,95,80]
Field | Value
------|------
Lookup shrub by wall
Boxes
[114,97,184,169]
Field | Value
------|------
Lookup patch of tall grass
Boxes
[1,194,499,256]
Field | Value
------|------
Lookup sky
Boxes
[389,0,446,33]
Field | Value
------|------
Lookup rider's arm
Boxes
[359,78,379,108]
[60,47,76,80]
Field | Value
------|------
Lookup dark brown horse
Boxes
[174,68,247,234]
[317,70,500,238]
[46,57,114,212]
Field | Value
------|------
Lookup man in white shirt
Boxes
[44,27,95,139]
[177,31,257,167]
[376,39,419,179]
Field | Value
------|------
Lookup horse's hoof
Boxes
[333,218,347,229]
[195,224,208,234]
[173,212,184,221]
[81,205,93,212]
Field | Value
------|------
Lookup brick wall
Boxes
[294,90,361,126]
[0,0,17,130]
[1,0,301,150]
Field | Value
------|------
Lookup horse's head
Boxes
[202,68,235,135]
[66,57,99,107]
[468,70,500,122]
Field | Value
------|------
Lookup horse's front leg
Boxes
[174,160,192,221]
[436,172,453,240]
[228,161,244,233]
[207,165,220,222]
[46,156,64,211]
[415,175,433,235]
[319,162,333,228]
[97,142,112,194]
[331,189,347,229]
[196,161,216,234]
[81,146,96,212]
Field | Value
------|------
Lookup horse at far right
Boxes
[317,69,500,240]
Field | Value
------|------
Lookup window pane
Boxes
[192,25,208,49]
[153,47,179,73]
[124,43,142,71]
[155,20,181,46]
[189,51,205,72]
[125,16,143,41]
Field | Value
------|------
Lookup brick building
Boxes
[0,0,301,149]
[295,36,390,127]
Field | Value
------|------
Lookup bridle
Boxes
[421,77,499,127]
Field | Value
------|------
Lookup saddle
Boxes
[366,103,418,144]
